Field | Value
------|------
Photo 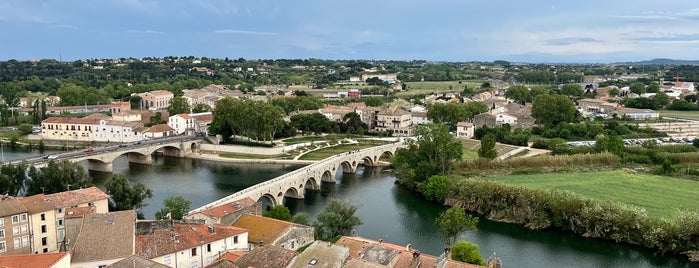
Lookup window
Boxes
[57,219,64,227]
[41,225,47,233]
[0,218,4,227]
[12,226,19,235]
[0,241,5,252]
[20,224,28,234]
[22,236,29,247]
[233,236,238,244]
[58,230,65,241]
[207,243,211,252]
[41,213,46,221]
[191,248,197,256]
[20,213,27,222]
[56,208,63,214]
[0,230,4,238]
[43,248,48,253]
[11,215,19,224]
[191,261,198,268]
[13,238,20,249]
[164,255,172,265]
[41,237,47,246]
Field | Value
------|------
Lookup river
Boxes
[6,148,698,268]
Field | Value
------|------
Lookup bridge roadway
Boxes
[9,136,202,172]
[190,141,406,212]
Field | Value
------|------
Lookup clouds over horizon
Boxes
[2,0,699,62]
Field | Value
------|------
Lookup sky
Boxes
[3,0,699,63]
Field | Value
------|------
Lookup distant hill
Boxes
[616,58,699,66]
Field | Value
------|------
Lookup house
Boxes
[231,246,297,268]
[376,107,413,136]
[456,122,474,138]
[168,114,196,135]
[616,108,660,120]
[409,105,427,113]
[231,214,314,251]
[190,112,213,134]
[136,90,174,111]
[671,82,695,92]
[287,241,348,268]
[110,102,131,114]
[93,120,145,143]
[69,211,136,268]
[40,117,101,141]
[577,98,619,114]
[105,255,169,268]
[135,221,248,268]
[0,196,30,255]
[361,73,398,82]
[411,112,431,125]
[44,187,109,250]
[0,251,70,268]
[111,110,143,122]
[348,89,361,98]
[18,194,58,253]
[143,124,174,139]
[495,113,518,125]
[186,198,261,225]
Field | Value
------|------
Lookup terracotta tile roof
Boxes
[205,259,239,268]
[0,196,28,217]
[105,255,169,268]
[41,117,101,124]
[18,194,55,214]
[135,223,247,259]
[232,246,297,268]
[457,122,473,127]
[71,211,136,263]
[44,187,109,208]
[218,250,246,262]
[144,123,174,133]
[232,214,292,245]
[176,113,193,119]
[190,198,257,220]
[0,252,69,268]
[190,112,213,123]
[64,206,97,218]
[148,90,174,97]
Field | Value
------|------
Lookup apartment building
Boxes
[136,90,174,111]
[44,187,109,250]
[0,197,30,256]
[19,195,58,254]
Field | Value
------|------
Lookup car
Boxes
[134,141,142,145]
[84,148,94,153]
[118,144,128,148]
[43,154,58,159]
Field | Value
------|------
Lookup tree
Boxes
[531,94,576,126]
[427,102,467,130]
[313,199,362,242]
[478,134,497,159]
[105,174,153,219]
[463,102,489,120]
[17,123,33,135]
[392,124,463,188]
[263,205,292,221]
[505,85,532,103]
[342,112,365,134]
[147,112,166,127]
[630,82,646,95]
[418,175,449,202]
[451,240,486,265]
[291,212,311,225]
[654,92,670,107]
[364,97,384,107]
[595,134,624,155]
[167,96,191,115]
[647,82,660,93]
[435,207,478,246]
[192,103,211,113]
[0,162,28,196]
[560,84,584,97]
[155,196,191,220]
[26,160,92,195]
[609,87,620,97]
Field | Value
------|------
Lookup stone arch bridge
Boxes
[191,141,405,212]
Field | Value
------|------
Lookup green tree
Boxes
[595,134,624,155]
[392,124,463,188]
[427,102,467,130]
[17,123,33,135]
[105,174,153,219]
[291,212,311,225]
[155,196,192,220]
[609,87,620,97]
[661,159,674,174]
[630,82,646,94]
[26,160,92,195]
[451,240,486,265]
[654,92,670,107]
[342,112,365,134]
[505,85,532,103]
[192,103,211,113]
[560,84,584,97]
[435,207,478,246]
[418,175,449,202]
[147,112,165,127]
[312,199,362,242]
[463,102,489,120]
[364,97,384,107]
[263,205,292,221]
[532,94,576,126]
[0,162,28,196]
[167,96,191,115]
[478,134,497,159]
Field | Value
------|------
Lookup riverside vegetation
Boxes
[393,124,699,262]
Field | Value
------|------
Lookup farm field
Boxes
[399,81,485,97]
[298,140,390,160]
[659,110,699,121]
[485,170,699,219]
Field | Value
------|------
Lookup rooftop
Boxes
[18,194,55,214]
[136,223,247,259]
[232,246,297,268]
[44,187,109,209]
[105,255,169,268]
[144,123,174,133]
[0,196,28,217]
[232,214,293,245]
[190,198,257,220]
[0,252,69,268]
[71,210,136,263]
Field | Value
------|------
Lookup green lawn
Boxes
[659,110,699,121]
[458,138,520,160]
[298,141,390,160]
[486,170,699,219]
[219,153,283,159]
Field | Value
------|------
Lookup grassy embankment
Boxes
[298,140,392,160]
[398,81,485,97]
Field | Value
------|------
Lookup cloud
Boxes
[126,29,164,34]
[213,29,275,35]
[49,24,78,29]
[546,37,602,46]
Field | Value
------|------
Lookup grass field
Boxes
[486,170,699,219]
[398,81,485,97]
[458,138,520,160]
[659,110,699,121]
[298,141,390,160]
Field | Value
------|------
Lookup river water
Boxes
[7,148,698,268]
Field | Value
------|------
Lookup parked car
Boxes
[118,144,128,148]
[43,154,58,159]
[84,148,94,153]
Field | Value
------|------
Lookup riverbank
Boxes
[185,152,316,165]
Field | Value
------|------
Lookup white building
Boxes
[168,114,195,135]
[456,122,475,138]
[92,120,144,143]
[495,113,518,124]
[136,222,248,268]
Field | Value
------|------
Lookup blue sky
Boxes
[2,0,699,63]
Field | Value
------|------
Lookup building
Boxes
[287,241,348,268]
[361,73,398,82]
[616,108,660,120]
[93,120,145,143]
[168,114,195,135]
[671,82,695,92]
[105,255,170,268]
[44,187,109,250]
[410,112,431,125]
[231,214,314,251]
[376,107,413,136]
[40,117,101,141]
[186,198,261,225]
[190,112,213,134]
[0,251,70,268]
[18,194,58,254]
[143,124,175,139]
[110,102,131,114]
[456,122,475,138]
[69,211,136,268]
[0,196,30,255]
[230,246,297,268]
[136,90,174,111]
[135,221,248,268]
[111,110,143,122]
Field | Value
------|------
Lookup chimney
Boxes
[199,234,204,243]
[208,225,215,234]
[406,243,412,251]
[173,234,179,243]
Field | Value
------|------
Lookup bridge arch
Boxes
[305,177,320,190]
[362,156,375,166]
[258,194,277,208]
[321,170,334,183]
